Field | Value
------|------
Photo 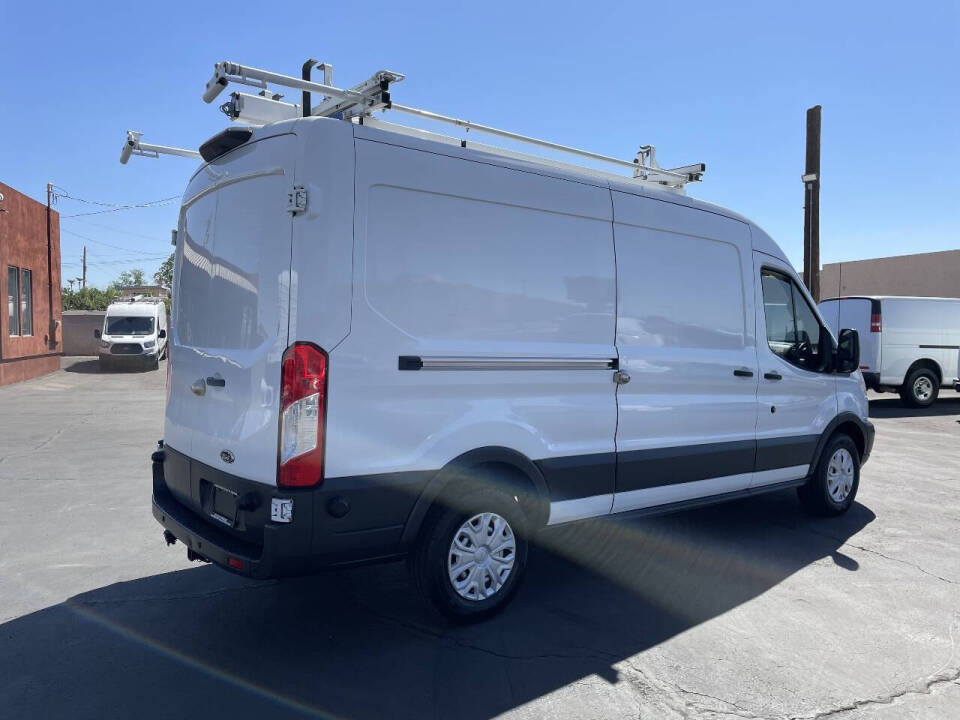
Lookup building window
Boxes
[6,266,19,336]
[20,268,33,336]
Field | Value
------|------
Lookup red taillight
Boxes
[228,557,244,570]
[870,313,882,332]
[277,343,328,488]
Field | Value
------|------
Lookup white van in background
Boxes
[95,296,168,370]
[151,116,873,621]
[819,296,960,407]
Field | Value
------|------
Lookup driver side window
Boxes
[761,270,828,372]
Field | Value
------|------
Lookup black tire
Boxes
[408,485,529,623]
[899,367,939,408]
[797,434,860,516]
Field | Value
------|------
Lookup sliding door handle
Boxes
[733,368,754,378]
[764,371,782,381]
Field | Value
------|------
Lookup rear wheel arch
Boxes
[401,447,549,546]
[903,358,942,385]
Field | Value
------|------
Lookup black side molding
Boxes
[199,127,254,162]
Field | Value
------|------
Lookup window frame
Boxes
[19,267,33,337]
[760,267,832,373]
[7,265,20,337]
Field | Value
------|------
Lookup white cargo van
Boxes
[150,70,873,620]
[819,296,960,407]
[96,297,168,370]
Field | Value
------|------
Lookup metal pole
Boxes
[82,246,86,289]
[803,105,821,301]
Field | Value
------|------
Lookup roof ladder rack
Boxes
[199,59,705,190]
[120,59,706,191]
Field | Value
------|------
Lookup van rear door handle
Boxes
[764,371,782,381]
[733,368,754,377]
[206,376,226,388]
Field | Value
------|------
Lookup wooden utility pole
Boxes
[46,182,56,347]
[82,246,87,289]
[802,105,821,301]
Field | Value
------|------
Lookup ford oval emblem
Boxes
[220,450,235,464]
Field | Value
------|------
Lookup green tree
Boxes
[61,286,116,311]
[154,253,174,289]
[113,268,146,289]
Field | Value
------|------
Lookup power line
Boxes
[52,186,180,218]
[61,228,170,257]
[65,217,169,244]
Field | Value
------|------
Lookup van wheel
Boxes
[797,434,860,516]
[409,486,528,623]
[900,368,938,408]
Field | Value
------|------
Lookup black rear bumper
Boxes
[862,372,881,391]
[152,445,429,579]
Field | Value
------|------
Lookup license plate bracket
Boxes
[210,484,239,527]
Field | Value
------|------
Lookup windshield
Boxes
[106,316,155,335]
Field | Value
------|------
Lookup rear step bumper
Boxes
[152,445,427,578]
[152,460,308,579]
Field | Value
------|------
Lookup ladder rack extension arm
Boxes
[120,131,201,164]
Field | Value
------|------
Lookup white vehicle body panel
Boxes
[160,116,872,532]
[819,296,960,388]
[611,192,760,511]
[327,132,618,483]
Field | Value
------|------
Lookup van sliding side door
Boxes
[611,193,760,513]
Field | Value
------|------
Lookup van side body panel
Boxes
[878,297,960,386]
[323,135,619,511]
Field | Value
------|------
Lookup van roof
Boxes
[106,302,160,317]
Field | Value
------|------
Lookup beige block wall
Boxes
[821,249,960,299]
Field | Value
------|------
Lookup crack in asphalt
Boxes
[768,520,958,585]
[795,665,960,719]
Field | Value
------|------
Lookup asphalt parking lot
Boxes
[1,358,958,719]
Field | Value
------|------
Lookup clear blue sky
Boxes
[1,0,957,288]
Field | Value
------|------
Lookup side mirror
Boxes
[158,329,167,339]
[94,329,101,339]
[836,328,860,374]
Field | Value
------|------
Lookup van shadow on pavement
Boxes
[62,357,161,374]
[869,395,960,419]
[0,490,874,720]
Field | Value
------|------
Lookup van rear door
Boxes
[819,298,880,374]
[165,132,297,485]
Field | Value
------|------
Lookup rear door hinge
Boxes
[286,185,307,215]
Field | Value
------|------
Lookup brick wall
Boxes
[0,181,62,385]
